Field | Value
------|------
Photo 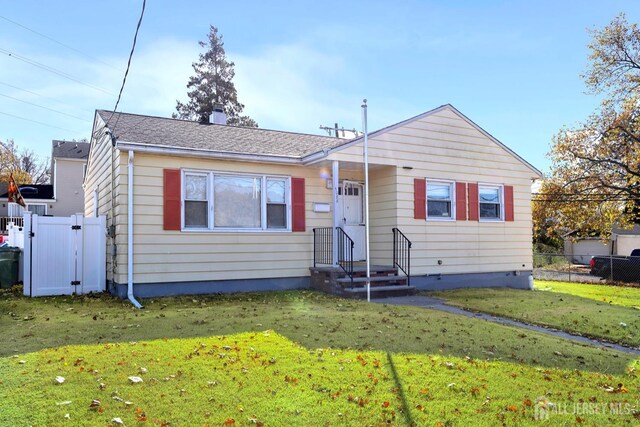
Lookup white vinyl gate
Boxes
[23,213,106,296]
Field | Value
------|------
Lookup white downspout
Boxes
[332,160,339,266]
[127,150,143,308]
[362,99,371,302]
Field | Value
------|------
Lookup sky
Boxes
[1,0,639,175]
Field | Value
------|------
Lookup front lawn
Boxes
[538,280,640,309]
[0,290,635,373]
[2,332,639,426]
[429,284,640,348]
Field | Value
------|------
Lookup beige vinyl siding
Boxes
[369,166,397,265]
[116,153,348,285]
[83,116,127,282]
[328,106,536,276]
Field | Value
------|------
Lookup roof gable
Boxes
[323,104,543,178]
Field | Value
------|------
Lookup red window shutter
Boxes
[414,178,426,219]
[455,182,467,221]
[291,177,305,232]
[468,183,479,221]
[163,169,181,230]
[504,185,514,221]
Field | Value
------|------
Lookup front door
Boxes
[337,181,366,260]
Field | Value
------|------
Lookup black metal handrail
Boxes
[392,227,411,285]
[312,227,333,267]
[337,227,354,285]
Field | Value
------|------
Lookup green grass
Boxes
[538,280,640,309]
[2,332,639,426]
[0,289,636,374]
[428,284,640,348]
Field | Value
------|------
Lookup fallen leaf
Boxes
[128,376,143,384]
[56,401,72,406]
[54,376,65,384]
[112,418,124,425]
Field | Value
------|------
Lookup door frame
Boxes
[337,180,366,261]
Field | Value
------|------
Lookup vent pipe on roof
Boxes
[210,103,227,125]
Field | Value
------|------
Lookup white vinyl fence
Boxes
[23,213,106,297]
[8,222,24,248]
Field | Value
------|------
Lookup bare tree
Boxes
[0,139,50,185]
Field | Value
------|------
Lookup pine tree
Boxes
[174,26,257,127]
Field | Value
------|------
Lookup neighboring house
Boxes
[564,225,640,263]
[50,140,90,216]
[0,140,89,231]
[85,105,543,298]
[0,184,54,231]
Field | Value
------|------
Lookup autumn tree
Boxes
[174,26,257,127]
[540,13,640,239]
[0,139,49,185]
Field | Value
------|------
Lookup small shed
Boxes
[612,225,640,256]
[563,225,640,263]
[563,234,612,265]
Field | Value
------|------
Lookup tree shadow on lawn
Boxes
[0,290,636,375]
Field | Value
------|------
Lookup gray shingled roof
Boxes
[97,110,347,158]
[52,140,90,159]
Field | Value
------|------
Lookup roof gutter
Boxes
[116,141,305,165]
[301,149,329,165]
[127,150,143,309]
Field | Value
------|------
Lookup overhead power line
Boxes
[0,15,122,71]
[0,47,115,96]
[0,92,89,122]
[0,80,88,116]
[106,0,146,132]
[0,110,82,133]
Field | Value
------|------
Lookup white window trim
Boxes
[425,179,456,221]
[478,183,504,222]
[181,169,292,232]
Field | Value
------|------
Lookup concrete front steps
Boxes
[309,264,415,299]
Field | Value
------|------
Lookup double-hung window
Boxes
[184,173,209,228]
[479,185,503,220]
[427,180,454,220]
[183,171,290,231]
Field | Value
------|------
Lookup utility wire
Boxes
[0,80,88,116]
[0,110,82,133]
[0,47,115,96]
[0,92,89,122]
[0,14,122,71]
[106,0,146,132]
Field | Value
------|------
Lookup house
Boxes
[0,140,89,231]
[50,140,90,216]
[0,184,54,231]
[84,105,542,300]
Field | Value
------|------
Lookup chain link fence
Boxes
[533,252,640,285]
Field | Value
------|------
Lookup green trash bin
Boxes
[0,247,21,289]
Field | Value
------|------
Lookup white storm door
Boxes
[340,181,366,261]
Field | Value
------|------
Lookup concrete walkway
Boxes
[372,295,640,356]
